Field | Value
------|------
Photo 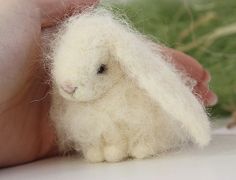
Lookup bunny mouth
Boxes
[58,86,100,103]
[59,87,77,101]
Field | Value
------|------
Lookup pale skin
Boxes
[0,0,217,168]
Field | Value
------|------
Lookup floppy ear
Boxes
[109,22,211,147]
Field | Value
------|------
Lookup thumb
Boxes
[39,0,99,28]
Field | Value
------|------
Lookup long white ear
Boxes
[109,20,211,147]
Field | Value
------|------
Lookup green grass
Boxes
[108,0,236,118]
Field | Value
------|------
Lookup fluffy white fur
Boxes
[50,8,211,162]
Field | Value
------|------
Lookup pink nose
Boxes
[61,83,77,94]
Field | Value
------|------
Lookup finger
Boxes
[38,0,99,28]
[205,91,218,107]
[161,48,217,106]
[170,51,218,106]
[164,48,211,84]
[194,82,218,107]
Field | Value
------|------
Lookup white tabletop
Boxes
[1,120,236,180]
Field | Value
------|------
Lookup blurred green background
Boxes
[104,0,236,118]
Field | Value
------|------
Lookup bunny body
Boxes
[51,77,186,162]
[50,8,211,162]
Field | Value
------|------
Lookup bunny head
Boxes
[51,9,211,147]
[52,14,124,102]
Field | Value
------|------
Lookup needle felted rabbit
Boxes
[49,8,211,162]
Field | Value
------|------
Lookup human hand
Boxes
[163,48,217,107]
[0,0,216,168]
[0,0,98,168]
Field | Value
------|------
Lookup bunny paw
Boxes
[104,145,127,162]
[130,144,155,159]
[84,147,104,163]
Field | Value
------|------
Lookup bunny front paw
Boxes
[104,145,128,162]
[84,147,104,163]
[130,144,156,159]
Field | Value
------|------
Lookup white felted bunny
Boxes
[49,8,211,162]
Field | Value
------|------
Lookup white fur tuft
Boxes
[50,8,211,162]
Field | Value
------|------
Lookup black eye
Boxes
[97,64,107,74]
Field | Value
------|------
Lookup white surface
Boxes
[0,121,236,180]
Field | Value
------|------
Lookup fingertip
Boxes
[205,91,218,107]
